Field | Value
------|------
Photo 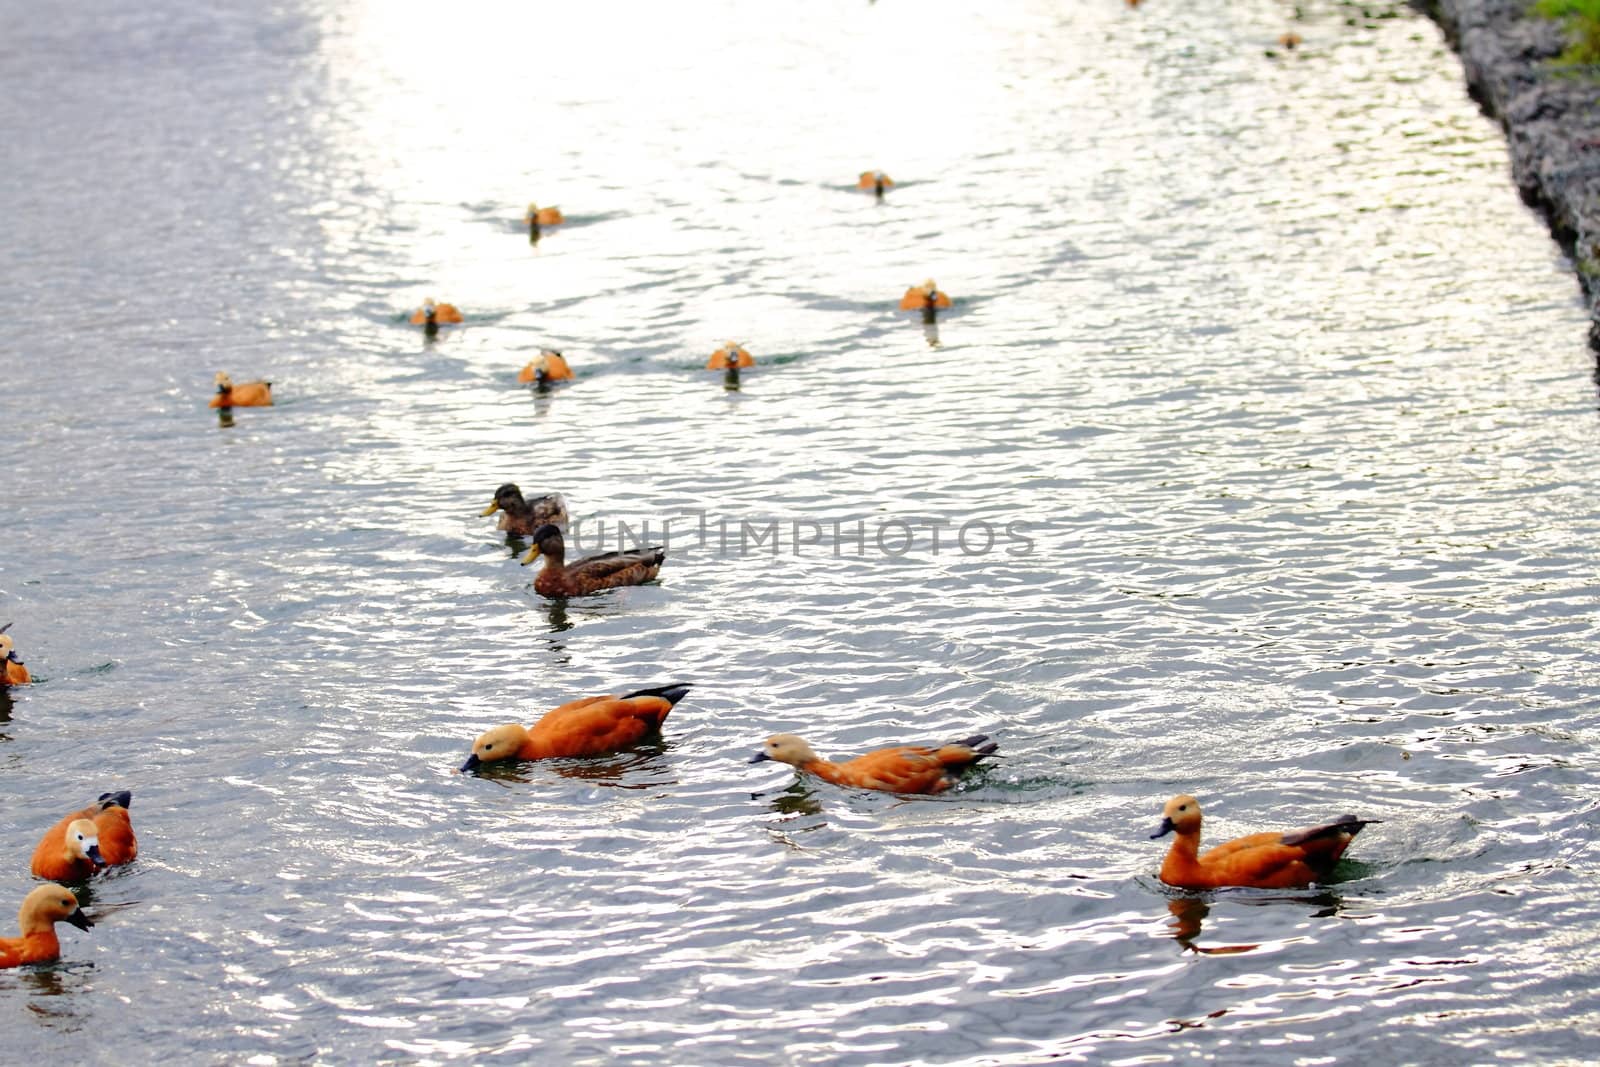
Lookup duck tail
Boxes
[1280,815,1376,847]
[950,734,999,761]
[624,683,692,706]
[97,790,133,811]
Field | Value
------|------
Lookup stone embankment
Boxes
[1425,1,1600,346]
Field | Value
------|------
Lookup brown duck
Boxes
[520,523,665,597]
[481,484,569,535]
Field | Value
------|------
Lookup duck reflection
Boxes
[0,687,14,726]
[1163,889,1344,955]
[755,779,824,819]
[470,746,671,790]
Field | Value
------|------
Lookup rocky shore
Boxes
[1423,1,1600,346]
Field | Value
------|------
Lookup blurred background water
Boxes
[2,0,1598,1062]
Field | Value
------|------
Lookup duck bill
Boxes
[5,651,20,664]
[519,546,542,566]
[1150,817,1176,840]
[480,502,501,516]
[65,908,93,931]
[747,751,772,764]
[86,844,107,869]
[460,753,482,773]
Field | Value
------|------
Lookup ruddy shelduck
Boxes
[518,350,575,385]
[410,298,464,337]
[748,733,998,795]
[480,484,569,535]
[31,791,138,882]
[461,683,692,770]
[898,279,952,312]
[0,623,30,686]
[705,343,755,371]
[520,523,665,597]
[525,202,564,226]
[208,372,273,409]
[1150,794,1374,890]
[857,170,893,200]
[0,885,91,968]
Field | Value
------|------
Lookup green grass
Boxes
[1534,0,1600,65]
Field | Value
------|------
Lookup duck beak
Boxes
[5,651,19,663]
[460,753,481,773]
[1150,817,1176,840]
[86,844,107,868]
[748,750,772,764]
[64,908,93,931]
[520,546,540,566]
[480,502,500,516]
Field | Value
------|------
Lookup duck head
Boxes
[1151,794,1203,839]
[64,818,106,869]
[481,483,525,517]
[19,884,92,935]
[214,372,234,395]
[0,626,21,665]
[520,523,566,565]
[461,723,531,771]
[749,733,822,767]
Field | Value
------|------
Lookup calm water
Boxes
[3,0,1599,1062]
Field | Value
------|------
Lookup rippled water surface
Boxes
[4,0,1599,1062]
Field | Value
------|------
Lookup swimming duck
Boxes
[705,343,755,371]
[480,484,569,534]
[520,523,665,597]
[517,350,575,386]
[748,733,998,795]
[1150,794,1374,890]
[461,683,692,770]
[525,203,564,241]
[857,170,894,200]
[1278,32,1303,50]
[410,298,464,337]
[898,279,952,312]
[0,623,30,686]
[31,791,138,882]
[208,372,273,409]
[0,885,91,968]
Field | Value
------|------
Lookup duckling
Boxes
[31,791,138,882]
[0,885,91,968]
[520,523,665,597]
[410,298,464,338]
[0,623,30,686]
[480,484,569,535]
[857,170,894,201]
[517,350,575,386]
[208,372,273,409]
[898,279,952,313]
[1150,794,1374,890]
[461,683,692,770]
[705,343,755,371]
[748,733,998,795]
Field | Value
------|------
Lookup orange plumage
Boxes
[1,626,29,686]
[518,350,575,384]
[461,684,692,770]
[857,170,893,193]
[409,301,464,325]
[1151,794,1373,890]
[208,372,273,408]
[520,523,665,597]
[898,280,952,311]
[749,733,998,795]
[0,885,92,968]
[706,343,755,370]
[525,203,564,226]
[30,791,138,882]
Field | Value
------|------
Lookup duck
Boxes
[0,623,30,686]
[748,733,998,795]
[898,279,952,312]
[30,791,138,882]
[461,683,692,770]
[480,483,569,534]
[0,884,92,968]
[857,170,893,200]
[518,350,575,386]
[410,298,464,337]
[208,372,273,409]
[1278,32,1303,50]
[705,342,755,371]
[1150,794,1374,890]
[525,203,564,241]
[520,523,665,597]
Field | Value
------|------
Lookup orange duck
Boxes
[858,170,894,200]
[518,350,575,386]
[0,885,91,968]
[480,484,569,535]
[899,279,952,313]
[1150,794,1374,890]
[31,791,138,882]
[705,342,755,371]
[461,683,692,770]
[520,523,665,597]
[410,298,464,337]
[208,372,273,409]
[1,623,31,686]
[748,733,998,795]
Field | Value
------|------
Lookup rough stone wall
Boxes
[1426,1,1600,345]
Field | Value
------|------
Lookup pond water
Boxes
[3,0,1598,1062]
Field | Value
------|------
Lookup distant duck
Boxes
[525,202,564,242]
[1278,32,1303,50]
[208,372,273,409]
[480,483,569,535]
[748,733,998,795]
[857,170,894,201]
[0,885,91,969]
[0,623,30,686]
[461,683,692,770]
[520,523,665,597]
[518,349,575,386]
[30,791,138,882]
[1150,794,1374,890]
[705,341,755,386]
[410,298,464,338]
[899,279,952,313]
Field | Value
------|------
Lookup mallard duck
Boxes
[480,484,569,534]
[30,791,138,882]
[520,523,665,597]
[460,684,692,770]
[748,733,998,795]
[0,623,30,686]
[0,885,91,968]
[208,372,273,409]
[705,342,755,370]
[1150,794,1374,889]
[517,350,575,386]
[857,170,894,200]
[898,279,952,312]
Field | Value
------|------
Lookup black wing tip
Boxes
[97,790,133,810]
[952,734,1000,759]
[624,683,693,705]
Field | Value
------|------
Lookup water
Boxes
[3,0,1598,1062]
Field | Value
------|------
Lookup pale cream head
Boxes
[1161,794,1204,835]
[64,819,101,863]
[19,883,88,934]
[757,734,822,767]
[471,723,530,765]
